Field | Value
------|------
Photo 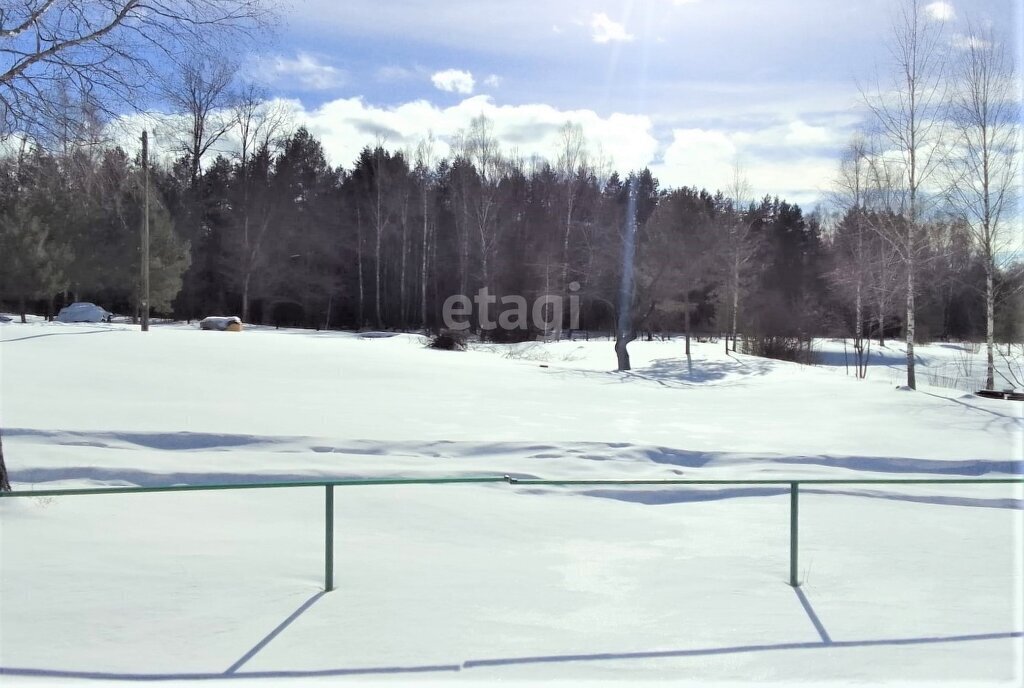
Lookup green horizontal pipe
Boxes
[0,476,508,498]
[504,478,1023,486]
[0,475,1020,499]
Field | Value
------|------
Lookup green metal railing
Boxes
[1,475,1020,590]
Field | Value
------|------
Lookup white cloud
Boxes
[924,1,955,22]
[657,129,737,189]
[780,121,833,147]
[274,95,656,174]
[483,74,502,89]
[951,33,991,51]
[591,13,634,44]
[256,52,345,91]
[650,120,844,204]
[431,69,475,94]
[672,0,701,5]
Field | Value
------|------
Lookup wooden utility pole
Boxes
[141,130,150,332]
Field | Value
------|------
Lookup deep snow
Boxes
[0,319,1021,685]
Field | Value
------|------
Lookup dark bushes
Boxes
[741,336,818,364]
[428,330,468,351]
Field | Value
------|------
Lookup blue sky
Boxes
[241,0,1020,207]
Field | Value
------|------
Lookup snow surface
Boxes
[0,319,1021,686]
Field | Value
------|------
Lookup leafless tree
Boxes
[944,21,1019,389]
[865,228,904,348]
[0,0,269,140]
[397,158,412,328]
[372,145,390,328]
[860,0,949,389]
[233,85,289,169]
[356,138,410,329]
[414,133,436,329]
[556,120,589,338]
[829,136,872,376]
[722,158,757,353]
[231,85,290,322]
[461,114,503,292]
[160,56,238,188]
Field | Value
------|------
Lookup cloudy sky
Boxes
[242,0,1019,207]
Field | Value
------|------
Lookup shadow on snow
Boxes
[568,486,1021,511]
[1,629,1019,680]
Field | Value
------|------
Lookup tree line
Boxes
[2,114,1019,358]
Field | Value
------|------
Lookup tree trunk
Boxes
[374,213,383,329]
[431,220,439,333]
[730,275,739,353]
[19,295,26,323]
[906,260,916,390]
[459,189,469,298]
[614,332,633,371]
[241,271,251,324]
[559,190,575,342]
[399,196,409,329]
[241,210,250,323]
[854,280,865,378]
[877,298,886,348]
[985,262,995,390]
[356,208,365,327]
[478,220,490,295]
[684,298,691,357]
[420,198,430,329]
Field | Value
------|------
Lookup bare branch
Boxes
[0,0,270,141]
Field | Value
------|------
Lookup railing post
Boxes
[790,482,799,587]
[325,485,334,592]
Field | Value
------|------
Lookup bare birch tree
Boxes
[831,134,872,376]
[462,114,503,293]
[556,120,589,339]
[371,144,391,328]
[722,158,757,353]
[944,22,1019,389]
[860,0,949,389]
[414,133,436,329]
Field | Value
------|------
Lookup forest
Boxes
[2,114,1021,359]
[1,114,1019,340]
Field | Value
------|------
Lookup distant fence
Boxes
[1,476,1021,590]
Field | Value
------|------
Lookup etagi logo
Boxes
[442,282,581,332]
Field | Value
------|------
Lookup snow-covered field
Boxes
[1,318,1021,686]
